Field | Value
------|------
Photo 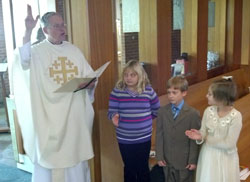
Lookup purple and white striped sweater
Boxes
[108,86,160,144]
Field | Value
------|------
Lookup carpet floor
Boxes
[0,163,31,182]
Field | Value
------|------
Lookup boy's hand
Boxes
[112,113,119,127]
[185,129,202,140]
[157,160,166,167]
[186,164,196,170]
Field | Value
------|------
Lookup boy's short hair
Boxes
[167,76,188,92]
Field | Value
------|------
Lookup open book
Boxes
[54,61,110,93]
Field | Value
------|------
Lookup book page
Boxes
[54,77,94,92]
[87,61,110,77]
[54,61,110,93]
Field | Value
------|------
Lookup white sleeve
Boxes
[79,51,96,103]
[206,113,242,152]
[87,80,97,103]
[18,42,31,69]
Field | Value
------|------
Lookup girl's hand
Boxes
[157,160,166,167]
[112,113,119,127]
[186,164,196,170]
[185,129,202,140]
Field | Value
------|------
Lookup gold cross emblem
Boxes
[49,57,78,85]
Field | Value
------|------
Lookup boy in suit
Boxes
[155,76,201,182]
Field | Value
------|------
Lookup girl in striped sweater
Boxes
[108,60,160,182]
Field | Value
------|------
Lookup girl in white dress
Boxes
[185,77,242,182]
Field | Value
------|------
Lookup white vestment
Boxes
[12,40,95,182]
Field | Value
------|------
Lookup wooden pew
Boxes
[235,94,250,168]
[234,94,250,182]
[99,110,123,182]
[241,65,250,86]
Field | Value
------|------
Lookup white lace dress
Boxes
[195,106,242,182]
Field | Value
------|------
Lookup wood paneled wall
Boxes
[64,0,94,180]
[196,0,208,82]
[88,0,117,181]
[226,0,242,71]
[99,110,123,182]
[232,0,242,68]
[181,0,198,78]
[226,0,234,68]
[65,0,117,181]
[156,0,172,95]
[232,0,243,68]
[64,0,90,61]
[139,0,157,89]
[241,0,250,65]
[64,0,245,181]
[139,0,157,64]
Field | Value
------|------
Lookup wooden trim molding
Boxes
[88,0,117,181]
[157,0,172,95]
[226,0,243,71]
[232,0,242,68]
[196,0,208,82]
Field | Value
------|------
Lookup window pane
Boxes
[207,0,226,70]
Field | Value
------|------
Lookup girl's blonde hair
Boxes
[210,78,237,106]
[116,60,150,94]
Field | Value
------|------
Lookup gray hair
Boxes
[40,12,62,27]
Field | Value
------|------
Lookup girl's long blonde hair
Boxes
[116,60,150,94]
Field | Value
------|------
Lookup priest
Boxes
[12,5,96,182]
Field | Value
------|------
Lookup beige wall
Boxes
[181,0,197,74]
[65,0,90,61]
[207,0,226,65]
[241,0,250,65]
[139,0,157,65]
[226,0,235,66]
